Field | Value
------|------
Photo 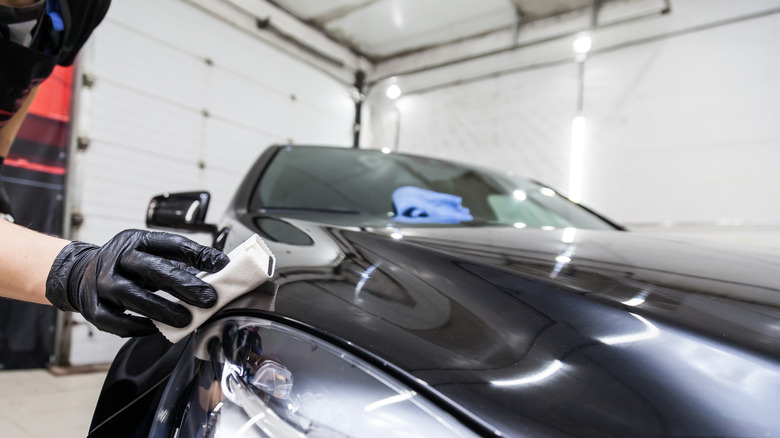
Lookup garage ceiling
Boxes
[268,0,609,62]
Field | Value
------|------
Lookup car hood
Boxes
[224,218,780,437]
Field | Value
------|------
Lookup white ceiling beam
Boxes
[366,0,667,92]
[368,0,780,97]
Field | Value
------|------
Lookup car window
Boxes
[251,146,616,230]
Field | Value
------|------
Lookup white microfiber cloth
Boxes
[155,234,276,343]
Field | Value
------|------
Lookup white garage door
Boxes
[67,0,355,365]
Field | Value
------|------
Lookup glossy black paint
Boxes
[146,191,217,234]
[227,222,780,437]
[89,332,188,434]
[90,146,780,437]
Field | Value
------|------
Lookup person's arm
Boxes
[0,86,39,157]
[0,219,68,304]
[0,87,39,220]
[0,220,231,337]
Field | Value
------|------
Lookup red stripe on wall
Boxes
[4,158,66,175]
[16,114,69,148]
[28,66,73,122]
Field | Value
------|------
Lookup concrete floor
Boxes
[0,369,107,438]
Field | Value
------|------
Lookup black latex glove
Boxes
[45,229,230,337]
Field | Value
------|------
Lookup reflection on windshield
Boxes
[252,146,615,230]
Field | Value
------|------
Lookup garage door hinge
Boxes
[70,211,84,228]
[76,136,91,151]
[81,73,96,88]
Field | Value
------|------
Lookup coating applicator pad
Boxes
[155,234,276,343]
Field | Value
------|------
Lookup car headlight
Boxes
[149,316,479,437]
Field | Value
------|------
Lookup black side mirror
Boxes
[146,191,217,235]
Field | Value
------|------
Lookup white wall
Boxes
[68,0,355,365]
[373,61,579,194]
[585,7,780,224]
[366,0,780,247]
[75,0,355,246]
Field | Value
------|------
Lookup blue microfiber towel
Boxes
[392,186,473,224]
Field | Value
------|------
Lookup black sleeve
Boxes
[57,0,111,66]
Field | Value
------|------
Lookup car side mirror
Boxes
[146,191,217,235]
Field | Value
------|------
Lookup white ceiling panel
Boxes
[269,0,616,61]
[269,0,377,21]
[320,0,515,58]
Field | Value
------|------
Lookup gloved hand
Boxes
[45,229,230,337]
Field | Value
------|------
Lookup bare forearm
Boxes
[0,219,69,304]
[0,86,38,157]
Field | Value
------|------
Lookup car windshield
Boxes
[251,146,616,230]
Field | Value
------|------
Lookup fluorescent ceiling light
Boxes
[573,34,592,54]
[569,116,586,203]
[386,84,402,100]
